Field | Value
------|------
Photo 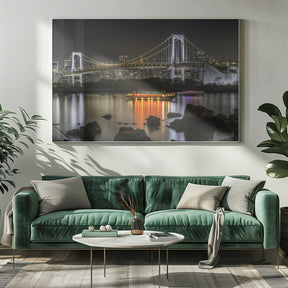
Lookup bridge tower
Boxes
[170,34,185,81]
[71,52,83,86]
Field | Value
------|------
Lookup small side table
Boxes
[73,230,184,288]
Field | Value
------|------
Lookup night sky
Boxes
[53,19,239,66]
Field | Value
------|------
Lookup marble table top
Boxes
[73,230,184,249]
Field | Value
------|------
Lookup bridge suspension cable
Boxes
[82,54,117,67]
[127,35,172,64]
[184,37,214,63]
[62,33,220,73]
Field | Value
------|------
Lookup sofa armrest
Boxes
[255,189,279,249]
[14,190,39,249]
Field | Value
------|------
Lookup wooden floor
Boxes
[0,247,288,287]
[1,247,287,268]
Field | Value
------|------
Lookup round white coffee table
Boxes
[73,230,184,287]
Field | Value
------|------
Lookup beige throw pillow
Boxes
[31,176,91,216]
[176,183,228,212]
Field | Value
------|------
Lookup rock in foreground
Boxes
[146,115,161,128]
[114,127,151,141]
[67,121,101,141]
[102,114,112,120]
[167,112,182,118]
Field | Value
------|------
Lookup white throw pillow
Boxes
[31,176,91,216]
[176,183,228,212]
[221,176,265,215]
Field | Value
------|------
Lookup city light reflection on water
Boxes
[52,92,238,141]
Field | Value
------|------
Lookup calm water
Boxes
[53,92,238,141]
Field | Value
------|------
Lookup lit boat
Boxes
[127,91,176,101]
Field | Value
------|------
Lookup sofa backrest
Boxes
[42,175,251,215]
[144,175,250,214]
[42,175,145,214]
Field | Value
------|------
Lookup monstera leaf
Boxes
[258,103,282,118]
[257,91,288,178]
[265,160,288,178]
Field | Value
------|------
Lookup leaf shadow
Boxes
[35,139,120,177]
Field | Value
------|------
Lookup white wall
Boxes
[1,0,288,236]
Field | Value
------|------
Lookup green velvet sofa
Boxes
[13,175,279,252]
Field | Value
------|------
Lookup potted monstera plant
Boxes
[257,91,288,178]
[0,104,44,194]
[257,90,288,252]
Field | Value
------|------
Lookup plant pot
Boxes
[280,207,288,252]
[131,215,143,235]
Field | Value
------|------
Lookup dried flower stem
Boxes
[117,193,138,216]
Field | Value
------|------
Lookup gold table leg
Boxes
[158,247,161,288]
[104,247,106,277]
[166,249,168,279]
[90,247,93,288]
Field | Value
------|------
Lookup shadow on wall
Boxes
[35,139,120,177]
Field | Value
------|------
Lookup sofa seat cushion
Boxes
[31,209,139,242]
[144,209,262,243]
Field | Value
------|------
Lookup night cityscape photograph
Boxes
[52,19,239,142]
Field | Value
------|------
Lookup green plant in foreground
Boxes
[0,104,44,193]
[257,91,288,178]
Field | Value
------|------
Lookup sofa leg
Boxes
[12,249,15,270]
[261,249,265,260]
[149,250,154,262]
[276,247,280,269]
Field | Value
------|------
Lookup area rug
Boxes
[0,250,287,288]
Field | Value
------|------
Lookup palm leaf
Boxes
[31,115,45,120]
[0,104,44,193]
[21,134,34,144]
[25,126,36,132]
[19,107,30,124]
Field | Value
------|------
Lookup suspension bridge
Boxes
[53,34,238,87]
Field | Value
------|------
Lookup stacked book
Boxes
[147,232,174,239]
[82,230,118,237]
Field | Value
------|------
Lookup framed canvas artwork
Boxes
[52,19,239,142]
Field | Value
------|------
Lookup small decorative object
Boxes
[100,225,106,232]
[105,224,112,232]
[88,225,95,232]
[117,192,143,235]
